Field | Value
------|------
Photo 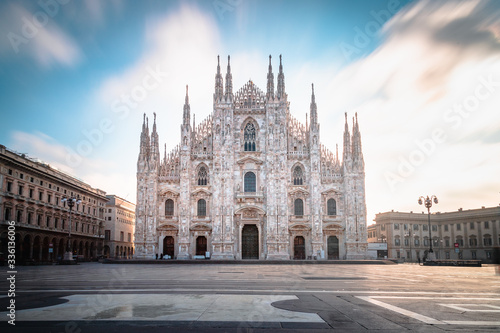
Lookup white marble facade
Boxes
[134,55,367,260]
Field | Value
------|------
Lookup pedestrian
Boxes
[418,256,421,265]
[160,253,163,260]
[155,253,158,260]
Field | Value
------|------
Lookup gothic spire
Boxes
[183,85,190,125]
[342,112,351,163]
[277,54,285,100]
[150,112,159,163]
[351,112,364,166]
[214,55,223,101]
[225,55,233,100]
[266,55,274,100]
[310,83,317,126]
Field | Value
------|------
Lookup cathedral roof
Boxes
[234,80,266,111]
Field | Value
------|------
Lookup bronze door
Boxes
[196,236,207,256]
[294,236,306,260]
[328,236,339,259]
[242,225,259,259]
[163,236,175,258]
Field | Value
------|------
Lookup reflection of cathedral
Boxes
[134,55,367,260]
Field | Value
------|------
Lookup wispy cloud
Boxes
[316,0,500,219]
[0,3,82,68]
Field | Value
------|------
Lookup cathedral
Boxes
[134,55,367,260]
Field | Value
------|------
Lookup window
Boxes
[414,238,419,246]
[423,238,429,246]
[456,224,461,231]
[29,189,33,198]
[404,224,408,230]
[423,224,428,231]
[456,237,464,247]
[16,210,22,223]
[128,233,131,242]
[381,224,385,231]
[395,238,400,246]
[404,238,409,246]
[18,185,23,196]
[244,122,256,151]
[484,221,489,229]
[46,216,50,227]
[445,238,450,247]
[197,199,206,217]
[7,181,12,192]
[292,166,303,185]
[62,220,65,230]
[470,222,475,230]
[444,225,449,232]
[471,251,476,259]
[120,231,124,241]
[413,224,419,231]
[27,212,32,224]
[165,199,174,217]
[327,199,337,216]
[39,191,43,201]
[37,214,42,226]
[469,237,477,246]
[483,235,492,246]
[105,230,111,241]
[20,173,23,179]
[244,172,256,192]
[294,198,304,216]
[432,225,437,232]
[47,194,51,203]
[394,224,400,230]
[198,166,208,185]
[8,169,12,175]
[108,209,112,213]
[54,218,58,229]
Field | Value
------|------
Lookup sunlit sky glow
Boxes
[1,0,499,224]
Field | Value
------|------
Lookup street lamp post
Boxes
[418,195,438,260]
[61,196,81,264]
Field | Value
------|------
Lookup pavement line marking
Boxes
[370,297,500,300]
[439,304,500,312]
[444,321,500,325]
[11,289,500,295]
[356,296,443,325]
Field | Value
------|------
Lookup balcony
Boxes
[235,191,264,204]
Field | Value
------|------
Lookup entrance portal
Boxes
[163,236,175,258]
[242,225,259,259]
[196,236,207,256]
[327,236,339,259]
[294,236,306,260]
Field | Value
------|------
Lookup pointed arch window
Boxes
[244,172,256,192]
[293,166,304,185]
[197,199,206,217]
[327,199,337,216]
[244,122,256,151]
[294,198,304,216]
[198,166,208,185]
[165,199,174,217]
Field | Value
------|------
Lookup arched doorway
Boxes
[294,236,306,260]
[58,238,65,260]
[196,236,207,256]
[163,236,175,258]
[33,236,41,261]
[22,235,31,261]
[242,225,259,259]
[327,236,339,260]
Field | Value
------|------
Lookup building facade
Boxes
[0,145,107,263]
[371,206,500,263]
[104,195,135,258]
[135,55,368,260]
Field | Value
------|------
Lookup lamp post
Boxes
[418,195,438,259]
[61,196,81,263]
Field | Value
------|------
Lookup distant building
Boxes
[104,195,135,258]
[0,145,107,262]
[371,206,500,263]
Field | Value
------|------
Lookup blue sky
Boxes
[1,0,499,223]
